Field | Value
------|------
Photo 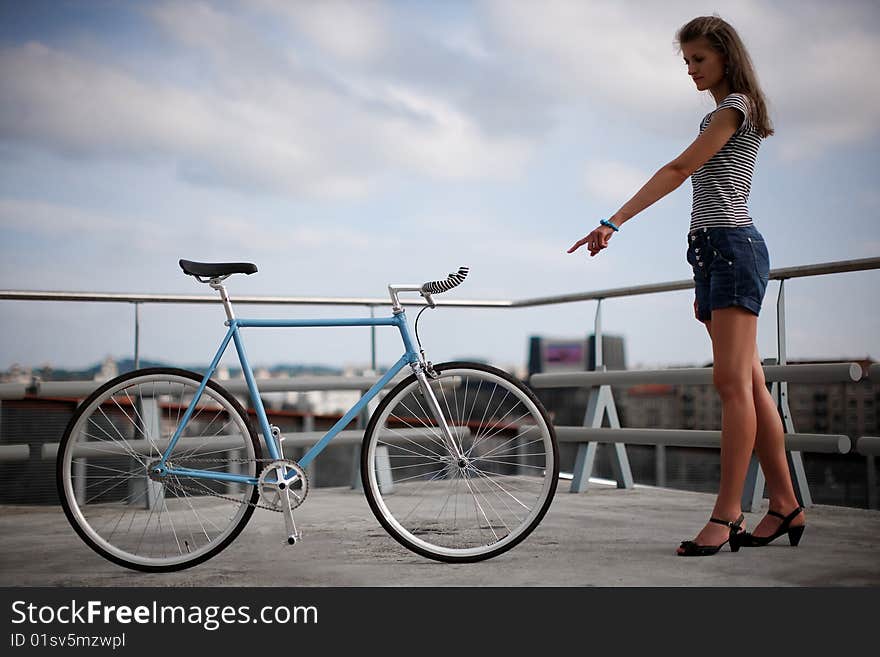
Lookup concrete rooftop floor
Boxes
[2,483,879,587]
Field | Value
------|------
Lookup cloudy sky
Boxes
[1,0,878,374]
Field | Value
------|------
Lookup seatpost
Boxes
[209,277,236,321]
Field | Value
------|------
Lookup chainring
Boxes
[257,459,309,512]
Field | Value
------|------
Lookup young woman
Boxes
[567,16,806,556]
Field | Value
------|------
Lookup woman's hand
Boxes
[567,224,615,257]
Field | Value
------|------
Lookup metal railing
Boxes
[2,256,878,506]
[531,360,867,509]
[3,257,878,369]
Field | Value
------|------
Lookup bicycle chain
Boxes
[160,457,288,513]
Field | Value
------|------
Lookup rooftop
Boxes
[3,483,878,587]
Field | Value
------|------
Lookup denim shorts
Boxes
[686,224,770,322]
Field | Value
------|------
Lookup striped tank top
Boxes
[689,93,762,231]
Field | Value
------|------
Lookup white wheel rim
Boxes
[61,374,255,567]
[366,367,555,558]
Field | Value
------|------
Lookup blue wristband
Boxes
[600,219,620,232]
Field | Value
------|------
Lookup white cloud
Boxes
[436,24,494,61]
[0,197,380,265]
[757,25,880,159]
[483,0,697,131]
[150,1,242,55]
[483,0,880,154]
[373,84,531,179]
[2,0,878,206]
[0,13,536,199]
[0,41,384,198]
[252,0,390,62]
[0,198,122,236]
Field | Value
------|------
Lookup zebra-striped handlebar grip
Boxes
[422,267,469,295]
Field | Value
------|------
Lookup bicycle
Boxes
[56,260,559,571]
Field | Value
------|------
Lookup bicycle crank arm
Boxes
[280,488,301,545]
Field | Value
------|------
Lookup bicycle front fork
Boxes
[410,362,465,462]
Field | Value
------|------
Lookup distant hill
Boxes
[23,359,344,381]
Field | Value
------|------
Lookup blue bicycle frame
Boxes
[154,311,421,486]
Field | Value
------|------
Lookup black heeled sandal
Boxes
[677,513,745,557]
[737,506,805,547]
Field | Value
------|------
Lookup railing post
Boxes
[570,298,633,492]
[133,302,141,370]
[775,280,812,508]
[370,306,377,373]
[129,394,163,510]
[655,445,666,487]
[353,305,379,490]
[743,280,813,510]
[302,403,317,486]
[743,358,772,511]
[351,387,370,491]
[229,448,243,496]
[867,455,878,510]
[73,458,87,506]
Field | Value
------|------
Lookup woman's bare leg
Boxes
[749,347,806,535]
[677,306,758,552]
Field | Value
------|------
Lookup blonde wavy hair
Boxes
[676,16,774,138]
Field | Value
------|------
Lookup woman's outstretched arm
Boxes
[569,107,743,256]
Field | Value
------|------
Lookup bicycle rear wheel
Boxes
[361,362,558,562]
[57,368,261,572]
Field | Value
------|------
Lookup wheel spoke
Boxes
[363,365,557,561]
[123,387,162,460]
[466,464,531,513]
[380,422,448,460]
[59,371,259,571]
[397,396,450,453]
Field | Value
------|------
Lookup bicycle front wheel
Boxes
[361,362,558,562]
[57,368,261,572]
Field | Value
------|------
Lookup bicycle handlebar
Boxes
[421,267,469,295]
[388,266,469,312]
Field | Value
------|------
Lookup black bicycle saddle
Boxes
[179,259,258,278]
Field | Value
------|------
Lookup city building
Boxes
[0,352,876,507]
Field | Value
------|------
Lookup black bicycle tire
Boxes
[360,361,559,563]
[56,367,262,573]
